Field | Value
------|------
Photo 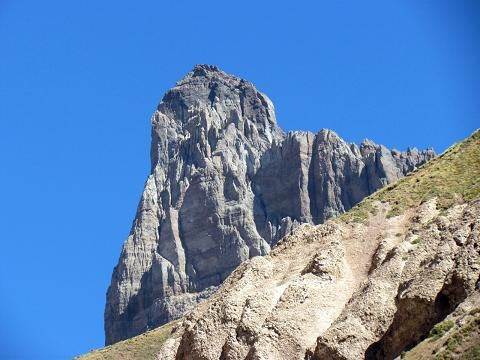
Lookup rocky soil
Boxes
[156,198,479,360]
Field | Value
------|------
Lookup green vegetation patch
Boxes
[338,197,377,224]
[444,332,464,352]
[429,320,455,340]
[75,321,176,360]
[402,302,480,360]
[460,345,480,360]
[410,238,421,245]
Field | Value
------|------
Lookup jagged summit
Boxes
[190,63,221,77]
[176,64,232,85]
[151,64,283,170]
[175,64,247,88]
[105,67,435,345]
[158,64,280,131]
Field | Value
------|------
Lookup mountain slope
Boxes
[156,129,480,359]
[75,322,176,360]
[79,130,478,359]
[105,65,434,344]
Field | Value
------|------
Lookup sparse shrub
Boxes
[411,238,421,245]
[463,345,480,360]
[387,206,402,218]
[460,317,480,336]
[428,320,455,340]
[443,333,463,352]
[469,307,480,316]
[434,349,453,360]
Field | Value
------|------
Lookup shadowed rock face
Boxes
[105,65,435,345]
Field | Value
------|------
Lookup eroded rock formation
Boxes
[157,198,479,360]
[105,65,434,344]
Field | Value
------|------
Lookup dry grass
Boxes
[74,321,176,360]
[339,129,480,223]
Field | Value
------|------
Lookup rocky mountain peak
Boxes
[151,65,283,170]
[190,63,221,77]
[174,64,235,89]
[105,66,436,345]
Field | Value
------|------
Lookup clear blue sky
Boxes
[0,1,478,358]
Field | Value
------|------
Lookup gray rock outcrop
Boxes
[105,65,435,345]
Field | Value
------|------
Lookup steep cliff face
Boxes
[105,65,435,345]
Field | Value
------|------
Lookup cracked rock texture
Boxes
[105,65,434,345]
